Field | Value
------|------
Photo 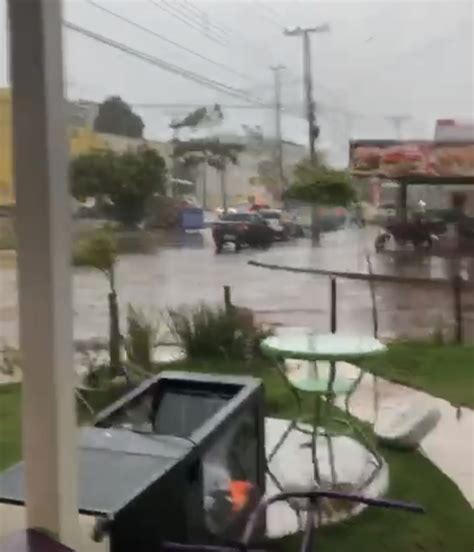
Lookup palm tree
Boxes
[173,139,243,211]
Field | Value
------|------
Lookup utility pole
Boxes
[220,166,227,212]
[387,114,410,140]
[271,64,285,190]
[284,24,329,163]
[201,162,207,210]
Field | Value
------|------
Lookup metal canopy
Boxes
[395,175,474,186]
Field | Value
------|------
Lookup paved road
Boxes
[1,227,473,346]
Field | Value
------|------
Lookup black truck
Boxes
[212,212,274,253]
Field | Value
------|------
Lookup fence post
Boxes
[453,275,463,344]
[330,276,337,333]
[224,285,232,314]
[366,255,379,338]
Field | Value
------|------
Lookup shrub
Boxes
[125,305,158,372]
[168,304,269,361]
[0,345,21,375]
[72,228,118,271]
[0,219,16,251]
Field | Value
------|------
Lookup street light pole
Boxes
[270,64,285,190]
[302,31,316,162]
[284,24,330,163]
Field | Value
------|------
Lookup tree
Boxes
[173,139,243,210]
[285,158,355,206]
[73,229,122,377]
[94,96,144,138]
[71,147,167,226]
[285,158,356,242]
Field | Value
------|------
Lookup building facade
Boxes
[1,87,306,209]
[0,89,174,207]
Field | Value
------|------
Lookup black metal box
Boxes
[0,371,265,551]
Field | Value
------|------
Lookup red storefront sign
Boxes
[350,141,474,179]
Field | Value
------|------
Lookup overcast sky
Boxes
[1,0,473,164]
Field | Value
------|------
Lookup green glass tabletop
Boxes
[261,332,387,361]
[289,375,355,395]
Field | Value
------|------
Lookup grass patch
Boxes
[164,358,474,551]
[360,341,474,408]
[1,358,472,551]
[0,383,128,470]
[0,384,21,471]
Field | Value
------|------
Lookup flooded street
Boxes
[1,227,474,347]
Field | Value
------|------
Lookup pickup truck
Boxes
[212,212,274,253]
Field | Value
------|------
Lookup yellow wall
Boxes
[70,127,107,156]
[0,88,108,206]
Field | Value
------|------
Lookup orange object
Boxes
[229,480,253,512]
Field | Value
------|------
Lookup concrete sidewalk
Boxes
[331,362,474,506]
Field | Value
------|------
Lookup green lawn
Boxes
[1,357,473,551]
[360,342,474,408]
[0,383,21,471]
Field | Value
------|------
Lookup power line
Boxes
[252,0,285,30]
[149,0,292,84]
[160,0,228,42]
[162,0,227,41]
[132,102,274,109]
[171,0,230,42]
[148,0,227,45]
[83,0,251,82]
[64,21,266,105]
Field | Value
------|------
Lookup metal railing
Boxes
[248,259,473,343]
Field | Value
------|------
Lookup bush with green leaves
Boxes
[168,304,269,361]
[125,305,158,372]
[70,147,167,227]
[72,228,122,376]
[285,158,355,206]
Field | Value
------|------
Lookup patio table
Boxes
[261,331,387,490]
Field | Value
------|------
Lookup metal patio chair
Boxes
[162,489,424,552]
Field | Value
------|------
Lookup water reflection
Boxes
[1,228,473,348]
[114,229,206,255]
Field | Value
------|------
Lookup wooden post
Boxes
[398,182,408,222]
[366,255,379,338]
[330,276,337,333]
[453,275,463,344]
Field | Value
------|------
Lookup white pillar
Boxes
[8,0,79,546]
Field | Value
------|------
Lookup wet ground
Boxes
[1,226,474,347]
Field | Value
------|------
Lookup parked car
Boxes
[212,212,274,253]
[258,209,289,241]
[259,209,306,239]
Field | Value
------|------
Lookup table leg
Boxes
[317,361,337,488]
[311,395,321,484]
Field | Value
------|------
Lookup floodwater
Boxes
[1,227,474,347]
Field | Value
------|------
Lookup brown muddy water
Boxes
[1,227,474,347]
